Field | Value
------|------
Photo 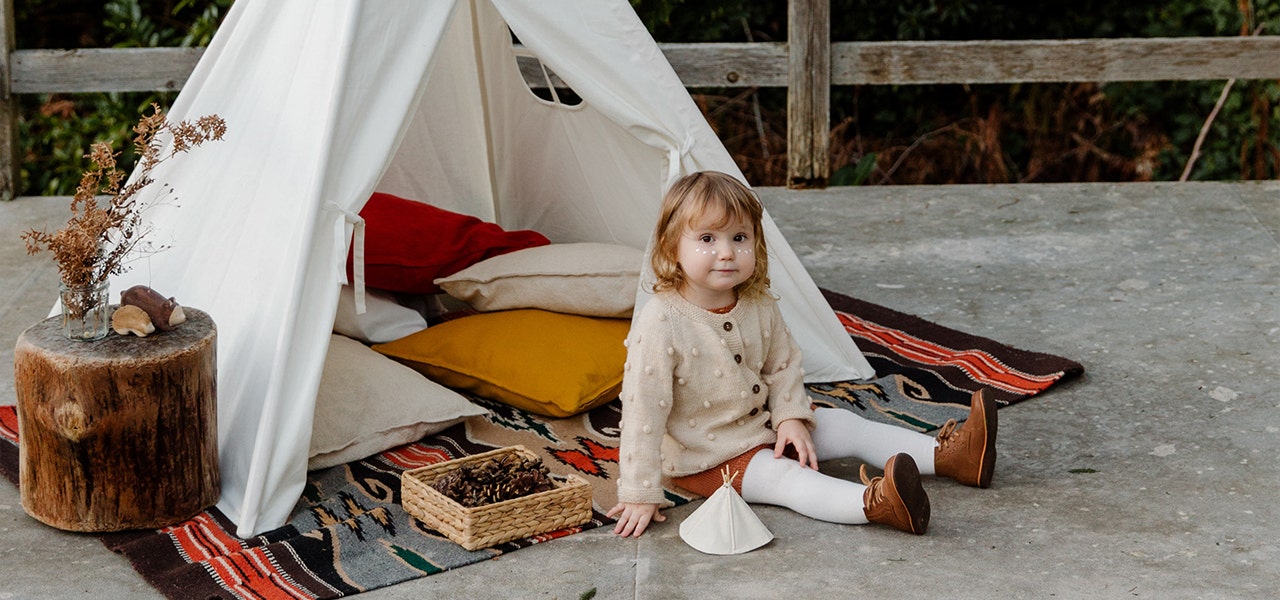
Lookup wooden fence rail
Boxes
[3,0,1279,199]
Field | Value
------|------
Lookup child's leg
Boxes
[739,448,931,534]
[739,448,869,524]
[810,407,938,474]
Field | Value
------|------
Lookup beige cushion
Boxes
[433,242,643,318]
[308,334,487,470]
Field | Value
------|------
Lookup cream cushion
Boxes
[308,334,487,470]
[433,242,643,318]
[331,285,429,344]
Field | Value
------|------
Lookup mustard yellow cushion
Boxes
[372,309,630,418]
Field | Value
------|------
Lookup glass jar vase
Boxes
[59,280,111,341]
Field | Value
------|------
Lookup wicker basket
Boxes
[401,445,593,550]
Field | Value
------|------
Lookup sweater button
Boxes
[734,354,742,363]
[723,322,733,331]
[750,408,759,416]
[752,384,761,394]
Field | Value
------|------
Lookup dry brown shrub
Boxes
[692,90,788,186]
[699,82,1172,186]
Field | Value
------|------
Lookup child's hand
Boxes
[607,502,665,537]
[775,418,819,470]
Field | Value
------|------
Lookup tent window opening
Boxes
[513,48,583,107]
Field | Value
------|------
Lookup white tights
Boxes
[738,407,938,524]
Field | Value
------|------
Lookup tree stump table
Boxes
[13,307,219,532]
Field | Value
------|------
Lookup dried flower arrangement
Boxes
[20,104,226,319]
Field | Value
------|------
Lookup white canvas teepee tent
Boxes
[111,0,875,537]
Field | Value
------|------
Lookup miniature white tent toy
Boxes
[109,0,875,537]
[679,469,773,555]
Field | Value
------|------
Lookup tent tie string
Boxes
[329,202,367,315]
[666,134,695,184]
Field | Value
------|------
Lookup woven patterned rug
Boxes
[0,289,1082,599]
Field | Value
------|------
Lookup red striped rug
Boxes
[0,289,1082,599]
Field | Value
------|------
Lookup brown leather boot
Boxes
[860,453,930,535]
[934,388,998,488]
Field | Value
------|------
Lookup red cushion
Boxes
[347,192,550,294]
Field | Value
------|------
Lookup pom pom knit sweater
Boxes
[616,291,816,506]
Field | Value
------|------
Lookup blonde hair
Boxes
[650,171,770,298]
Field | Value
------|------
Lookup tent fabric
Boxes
[111,0,874,537]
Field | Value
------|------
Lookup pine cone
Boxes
[431,452,557,507]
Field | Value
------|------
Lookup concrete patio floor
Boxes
[1,181,1276,599]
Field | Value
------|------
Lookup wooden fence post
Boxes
[0,0,16,201]
[786,0,830,189]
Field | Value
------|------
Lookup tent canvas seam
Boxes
[235,1,363,538]
[469,0,502,226]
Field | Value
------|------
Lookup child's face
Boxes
[676,209,756,309]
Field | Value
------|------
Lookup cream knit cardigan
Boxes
[617,291,816,506]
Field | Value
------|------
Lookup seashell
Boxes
[111,304,155,337]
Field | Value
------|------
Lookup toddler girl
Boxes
[607,171,996,538]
